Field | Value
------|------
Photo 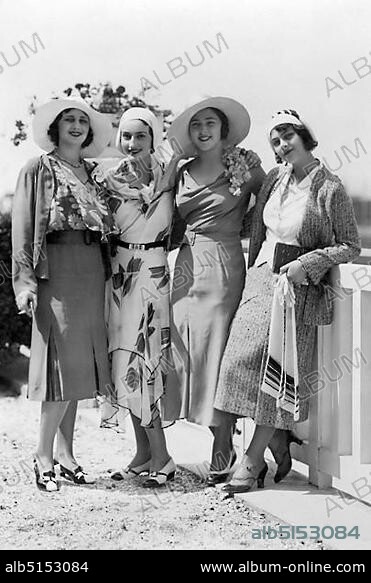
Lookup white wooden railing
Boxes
[297,252,371,500]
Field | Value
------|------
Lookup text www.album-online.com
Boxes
[199,561,366,574]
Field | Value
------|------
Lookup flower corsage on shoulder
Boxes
[222,146,261,196]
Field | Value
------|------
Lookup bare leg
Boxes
[56,401,78,468]
[36,401,69,471]
[210,412,236,471]
[268,429,303,483]
[242,424,275,467]
[223,424,275,492]
[128,413,151,467]
[145,416,171,472]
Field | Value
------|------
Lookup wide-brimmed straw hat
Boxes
[167,95,251,157]
[32,96,113,157]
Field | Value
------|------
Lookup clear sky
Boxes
[1,0,371,198]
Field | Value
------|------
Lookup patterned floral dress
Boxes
[94,157,174,428]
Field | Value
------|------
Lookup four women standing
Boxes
[12,97,361,493]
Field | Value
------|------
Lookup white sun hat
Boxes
[167,95,251,157]
[32,96,113,158]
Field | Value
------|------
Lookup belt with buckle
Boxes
[114,238,168,251]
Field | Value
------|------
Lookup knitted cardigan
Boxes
[248,164,361,325]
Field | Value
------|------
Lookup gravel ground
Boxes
[0,385,331,551]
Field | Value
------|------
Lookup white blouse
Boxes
[255,165,318,268]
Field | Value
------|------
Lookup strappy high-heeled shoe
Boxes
[58,463,95,485]
[33,456,59,492]
[110,459,151,481]
[206,449,237,487]
[268,430,303,483]
[222,458,268,494]
[142,458,176,488]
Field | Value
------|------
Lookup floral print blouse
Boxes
[47,156,115,238]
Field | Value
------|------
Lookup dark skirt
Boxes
[27,232,111,401]
[214,263,317,429]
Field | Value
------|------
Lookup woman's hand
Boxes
[280,260,308,285]
[16,290,37,317]
[240,149,262,169]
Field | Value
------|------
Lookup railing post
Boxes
[308,327,332,488]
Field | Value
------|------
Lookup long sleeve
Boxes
[247,167,281,267]
[12,160,38,297]
[298,182,361,285]
[239,166,267,238]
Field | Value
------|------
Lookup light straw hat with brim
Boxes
[167,96,251,157]
[32,96,113,158]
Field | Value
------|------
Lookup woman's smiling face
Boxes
[119,119,152,158]
[188,108,223,152]
[57,108,90,148]
[270,124,308,165]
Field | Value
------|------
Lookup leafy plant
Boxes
[11,82,173,145]
[0,212,31,364]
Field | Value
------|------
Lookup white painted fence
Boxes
[296,253,371,501]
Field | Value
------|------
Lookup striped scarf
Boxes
[261,274,300,421]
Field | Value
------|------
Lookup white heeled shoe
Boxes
[142,458,176,488]
[222,457,268,494]
[110,459,151,481]
[33,456,59,492]
[58,463,95,485]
